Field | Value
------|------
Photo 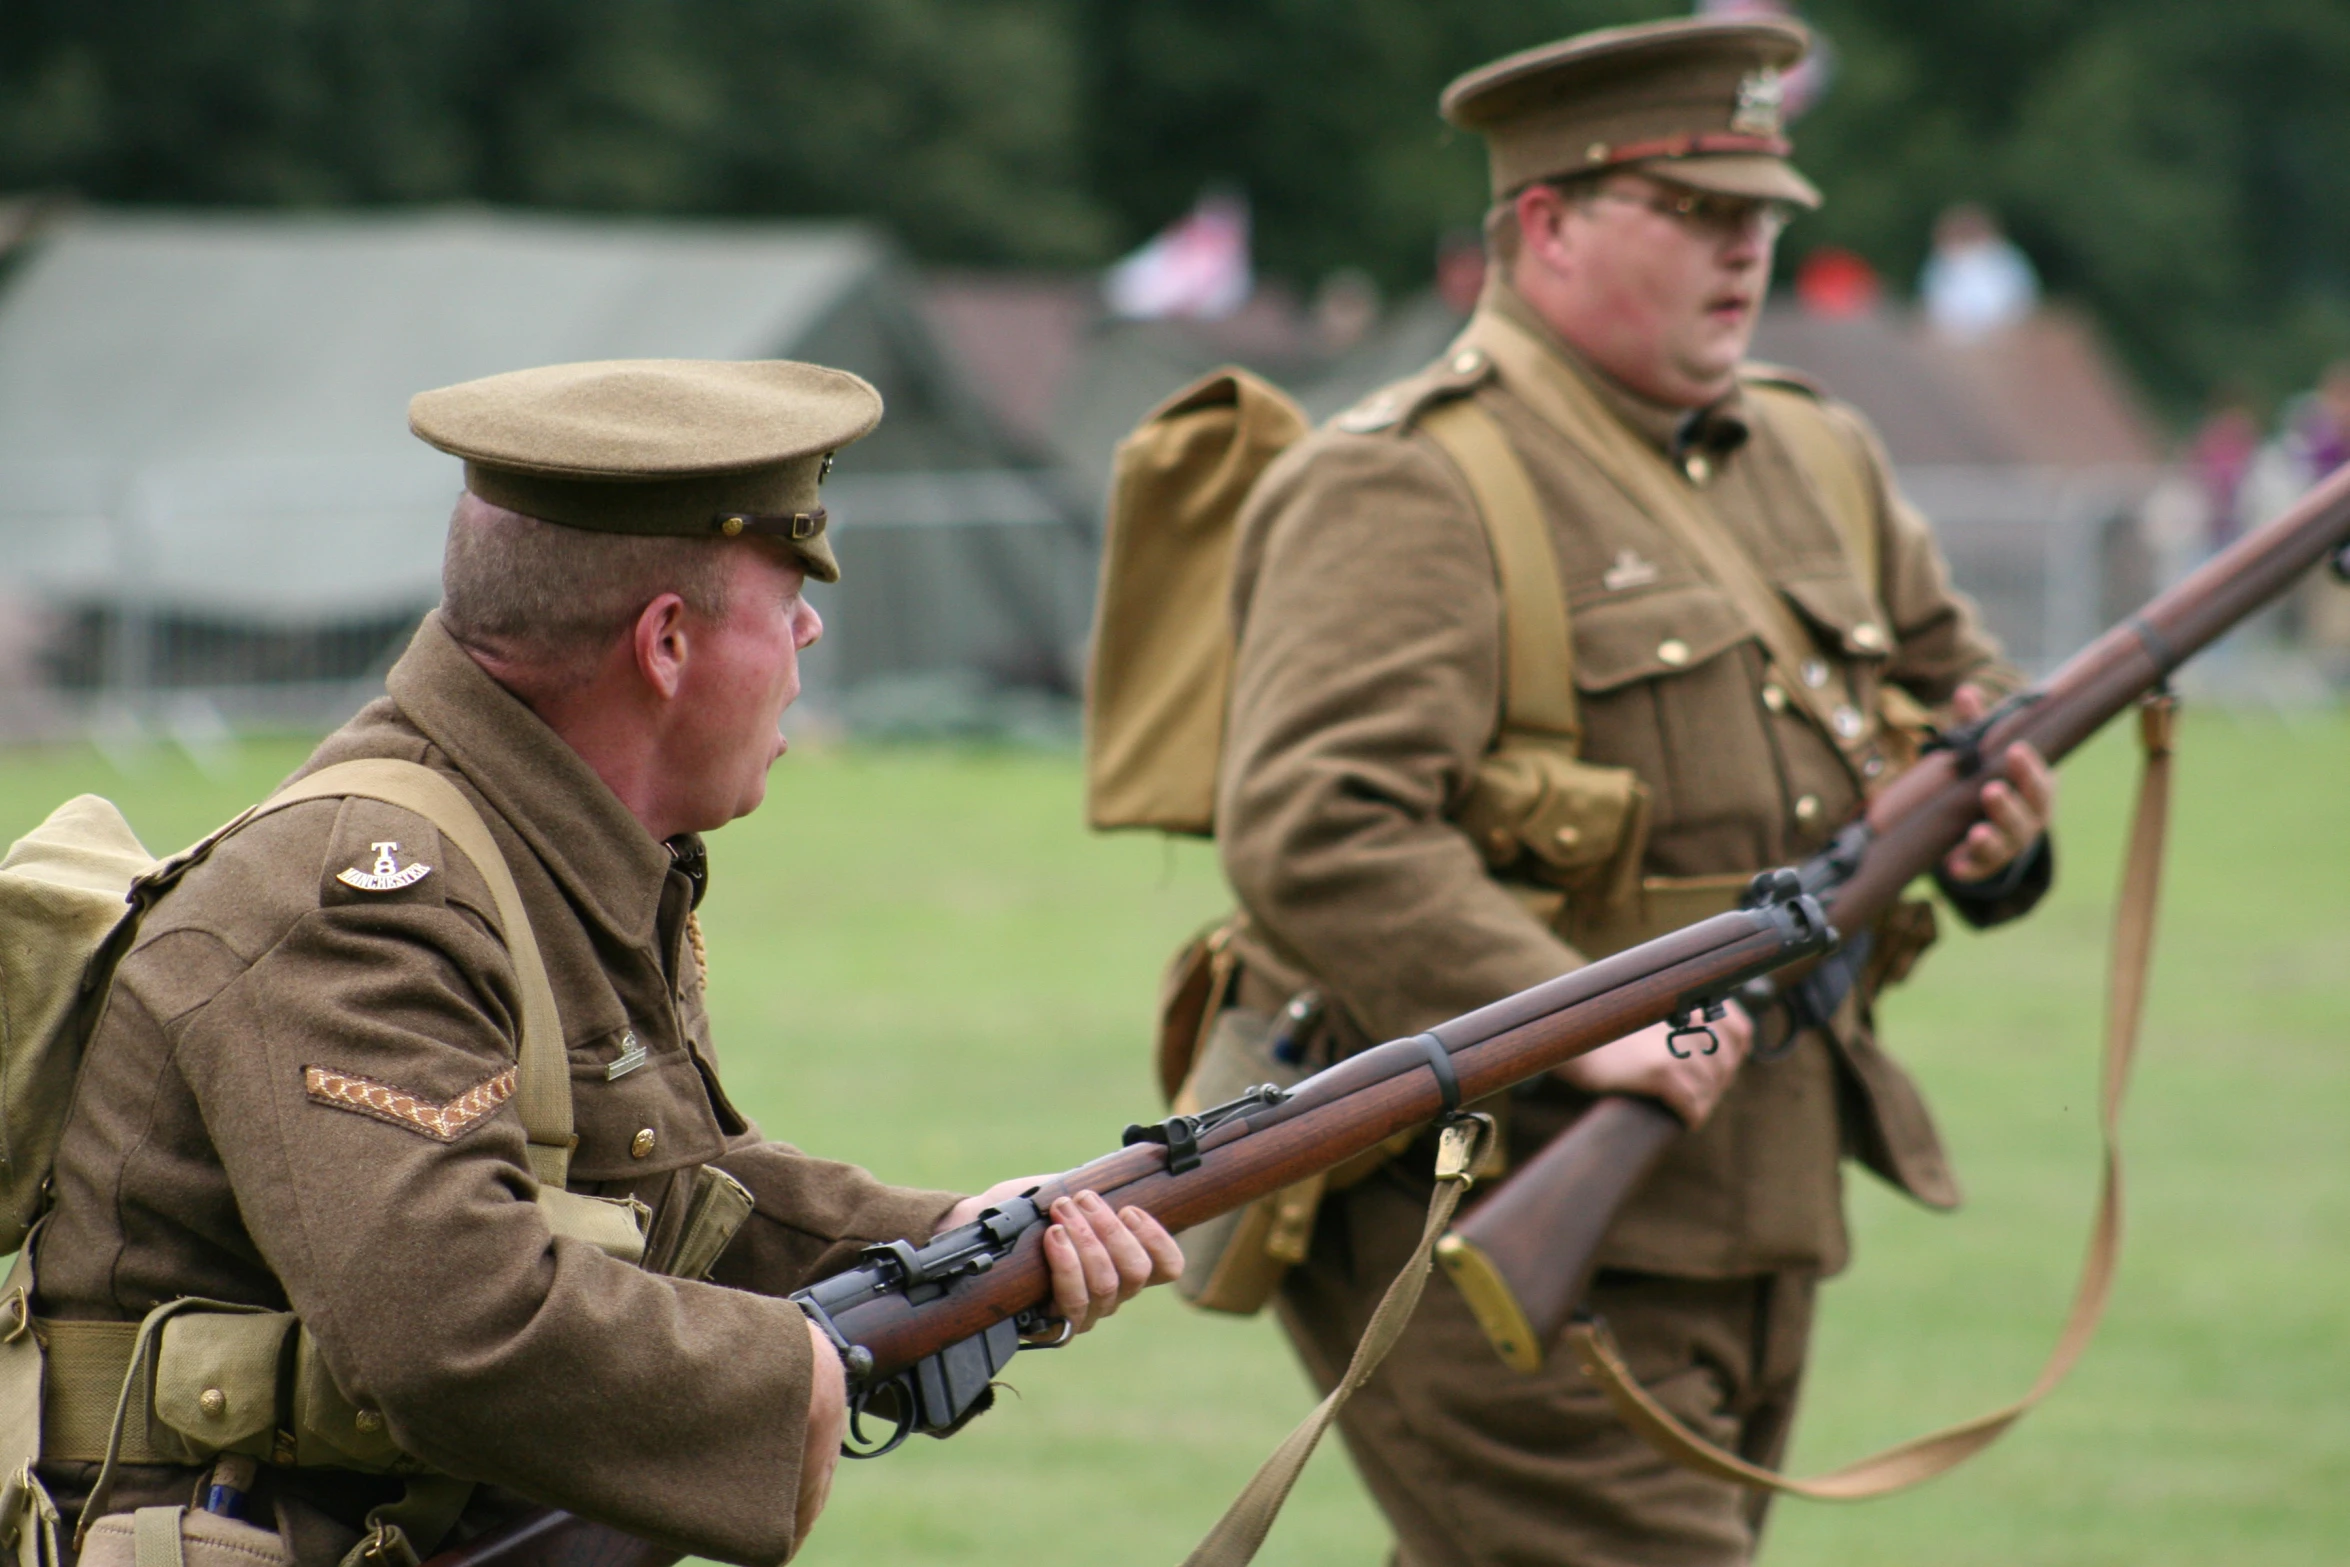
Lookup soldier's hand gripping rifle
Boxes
[1437,453,2350,1380]
[424,879,1835,1567]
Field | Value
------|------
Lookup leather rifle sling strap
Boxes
[1465,309,1875,783]
[252,760,574,1187]
[1178,401,1563,1564]
[1181,1117,1492,1567]
[1566,692,2179,1498]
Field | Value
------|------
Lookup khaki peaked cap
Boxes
[409,358,884,583]
[1442,17,1820,209]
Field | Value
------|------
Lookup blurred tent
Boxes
[0,208,1089,738]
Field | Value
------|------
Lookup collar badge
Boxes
[338,840,433,893]
[1602,549,1662,592]
[1731,68,1785,137]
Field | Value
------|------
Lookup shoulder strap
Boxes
[1416,397,1579,748]
[1743,379,1881,600]
[1465,309,1873,780]
[249,760,573,1190]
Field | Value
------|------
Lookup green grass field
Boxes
[8,708,2345,1565]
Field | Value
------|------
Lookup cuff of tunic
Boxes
[1934,832,2053,929]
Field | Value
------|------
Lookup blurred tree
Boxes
[0,0,1110,262]
[2,0,2347,410]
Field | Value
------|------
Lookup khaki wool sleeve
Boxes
[708,1134,962,1291]
[1846,410,2023,702]
[1217,426,1585,1045]
[152,888,822,1567]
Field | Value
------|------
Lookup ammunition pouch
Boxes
[1459,737,1651,930]
[1168,1006,1324,1316]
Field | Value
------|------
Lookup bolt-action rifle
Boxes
[1437,455,2350,1376]
[425,879,1837,1567]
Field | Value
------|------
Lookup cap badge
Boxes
[338,840,432,893]
[1731,68,1785,137]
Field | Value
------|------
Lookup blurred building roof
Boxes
[0,208,1093,702]
[1749,305,2163,469]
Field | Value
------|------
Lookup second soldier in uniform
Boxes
[1213,18,2057,1565]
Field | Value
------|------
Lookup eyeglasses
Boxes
[1588,185,1792,241]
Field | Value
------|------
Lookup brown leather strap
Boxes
[1568,691,2178,1498]
[1181,1117,1494,1566]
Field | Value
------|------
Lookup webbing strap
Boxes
[254,761,573,1189]
[1180,1116,1493,1567]
[1568,691,2179,1498]
[1466,309,1872,783]
[130,1508,184,1567]
[1418,398,1579,746]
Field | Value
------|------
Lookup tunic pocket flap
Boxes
[1777,572,1890,659]
[1461,740,1650,877]
[1569,585,1752,692]
[153,1310,295,1457]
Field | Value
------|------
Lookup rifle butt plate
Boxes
[1434,1233,1543,1373]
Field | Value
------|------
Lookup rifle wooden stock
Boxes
[1438,1096,1679,1369]
[1443,456,2350,1373]
[424,896,1832,1567]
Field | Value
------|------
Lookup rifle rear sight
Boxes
[1122,1082,1292,1175]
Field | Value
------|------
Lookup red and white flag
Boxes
[1103,190,1253,321]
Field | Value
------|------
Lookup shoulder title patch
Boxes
[338,840,432,893]
[305,1064,516,1142]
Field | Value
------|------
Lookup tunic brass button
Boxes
[199,1387,227,1419]
[1761,684,1787,712]
[1800,659,1829,689]
[1863,755,1887,778]
[354,1408,385,1435]
[719,515,746,537]
[1831,704,1865,740]
[1682,453,1712,485]
[1852,622,1887,651]
[1657,638,1692,667]
[631,1128,657,1159]
[1794,794,1822,824]
[1451,350,1483,374]
[1552,825,1581,851]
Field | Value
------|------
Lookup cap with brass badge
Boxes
[1440,17,1822,209]
[409,358,883,584]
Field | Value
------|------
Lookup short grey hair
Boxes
[439,491,735,678]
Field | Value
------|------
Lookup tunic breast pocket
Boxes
[1567,584,1777,861]
[566,1031,727,1180]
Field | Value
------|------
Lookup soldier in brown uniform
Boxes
[30,360,1181,1567]
[1213,20,2057,1566]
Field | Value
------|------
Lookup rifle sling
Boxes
[1179,1116,1494,1567]
[1567,692,2178,1499]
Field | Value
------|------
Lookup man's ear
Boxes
[631,592,692,701]
[1514,183,1577,279]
